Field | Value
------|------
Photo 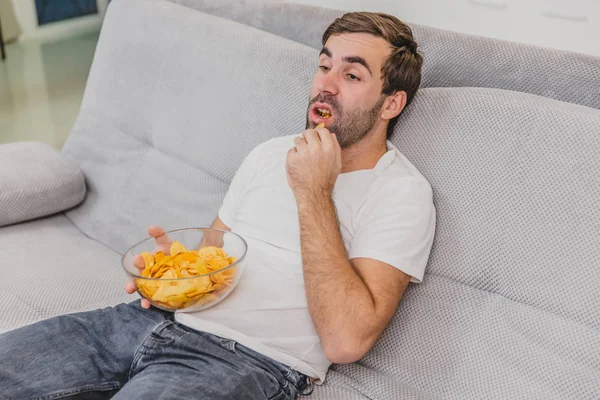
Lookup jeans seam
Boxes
[268,381,291,400]
[231,342,292,399]
[232,342,294,378]
[127,320,172,380]
[29,381,121,400]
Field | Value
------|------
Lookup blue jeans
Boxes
[0,302,311,399]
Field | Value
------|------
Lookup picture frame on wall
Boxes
[35,0,98,26]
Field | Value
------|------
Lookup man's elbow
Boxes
[323,338,370,364]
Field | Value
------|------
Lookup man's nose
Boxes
[317,71,339,96]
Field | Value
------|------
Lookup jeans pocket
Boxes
[145,320,187,346]
[128,320,188,380]
[231,342,298,399]
[268,383,294,400]
[234,343,293,376]
[264,375,293,400]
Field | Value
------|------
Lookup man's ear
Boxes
[381,91,407,121]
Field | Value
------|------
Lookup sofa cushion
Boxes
[0,215,130,333]
[0,142,85,227]
[61,0,317,253]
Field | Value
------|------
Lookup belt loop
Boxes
[298,376,314,396]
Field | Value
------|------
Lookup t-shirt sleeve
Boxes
[348,178,436,283]
[217,146,262,228]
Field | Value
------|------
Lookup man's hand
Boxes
[124,226,172,309]
[286,127,342,201]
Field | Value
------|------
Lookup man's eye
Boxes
[319,66,330,72]
[347,74,360,81]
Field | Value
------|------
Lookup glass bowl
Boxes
[122,228,247,312]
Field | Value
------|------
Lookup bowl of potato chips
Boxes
[122,228,247,312]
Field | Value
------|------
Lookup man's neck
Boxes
[340,128,388,174]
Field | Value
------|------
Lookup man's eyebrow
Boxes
[343,56,372,76]
[319,47,372,77]
[319,47,332,58]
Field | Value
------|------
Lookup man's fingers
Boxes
[132,254,145,270]
[148,226,172,253]
[302,130,322,150]
[149,226,171,245]
[314,128,333,148]
[294,136,308,149]
[125,281,137,294]
[125,282,152,309]
[147,226,165,238]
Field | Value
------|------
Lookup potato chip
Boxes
[174,252,198,264]
[154,251,166,262]
[170,241,188,256]
[141,252,155,268]
[161,269,177,280]
[197,246,226,259]
[135,241,239,310]
[210,267,237,286]
[193,275,213,293]
[137,280,160,298]
[206,259,228,271]
[192,259,207,274]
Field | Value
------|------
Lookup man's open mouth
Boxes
[316,108,332,119]
[312,103,334,122]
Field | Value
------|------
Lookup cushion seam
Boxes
[75,109,229,185]
[425,270,597,332]
[0,169,84,200]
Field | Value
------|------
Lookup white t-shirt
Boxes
[175,135,436,382]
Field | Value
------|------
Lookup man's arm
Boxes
[209,216,231,231]
[297,191,410,364]
[198,217,231,247]
[286,128,412,364]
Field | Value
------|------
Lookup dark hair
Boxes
[323,12,423,138]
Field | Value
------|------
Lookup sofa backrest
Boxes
[398,86,600,330]
[62,0,317,252]
[170,0,600,110]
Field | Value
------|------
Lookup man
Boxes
[0,12,435,399]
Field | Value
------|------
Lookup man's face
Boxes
[306,33,392,148]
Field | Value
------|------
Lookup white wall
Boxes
[293,0,600,57]
[10,0,110,42]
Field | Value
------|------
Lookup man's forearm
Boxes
[297,191,377,361]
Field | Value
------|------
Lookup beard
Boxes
[305,93,385,148]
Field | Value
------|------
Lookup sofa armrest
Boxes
[0,142,86,227]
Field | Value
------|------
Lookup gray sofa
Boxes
[1,0,599,398]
